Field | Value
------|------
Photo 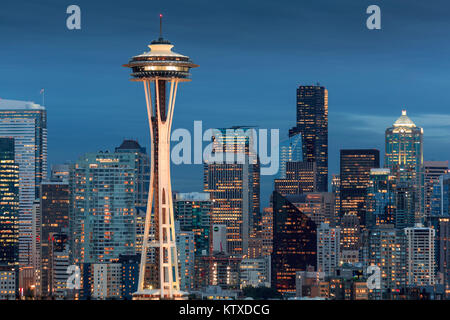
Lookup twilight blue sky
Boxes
[1,0,450,206]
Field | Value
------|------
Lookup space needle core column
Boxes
[123,15,198,300]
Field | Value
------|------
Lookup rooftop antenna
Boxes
[159,13,163,39]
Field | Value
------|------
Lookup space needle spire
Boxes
[123,15,198,300]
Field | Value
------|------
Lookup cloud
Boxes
[333,111,450,140]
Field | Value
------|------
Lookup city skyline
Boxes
[2,1,450,207]
[1,0,450,303]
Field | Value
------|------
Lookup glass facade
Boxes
[289,85,328,192]
[0,99,47,266]
[70,152,137,264]
[0,137,19,266]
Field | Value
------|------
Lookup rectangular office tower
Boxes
[40,176,69,298]
[423,161,448,220]
[0,99,47,266]
[0,138,19,265]
[204,127,260,256]
[289,86,328,192]
[340,149,380,227]
[70,151,137,264]
[174,192,212,256]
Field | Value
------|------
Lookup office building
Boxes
[40,178,69,297]
[204,127,260,256]
[239,256,271,288]
[385,110,423,221]
[0,138,19,266]
[289,85,328,192]
[271,191,317,295]
[274,161,317,195]
[0,99,47,266]
[424,161,448,220]
[174,192,212,256]
[366,168,396,228]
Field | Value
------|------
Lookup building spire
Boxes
[159,14,163,39]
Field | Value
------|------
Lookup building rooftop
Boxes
[0,98,45,110]
[393,110,416,127]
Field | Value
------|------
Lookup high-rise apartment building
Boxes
[405,225,435,287]
[70,151,136,264]
[114,140,150,207]
[0,99,47,266]
[289,85,328,192]
[0,138,19,266]
[368,225,406,299]
[317,223,340,277]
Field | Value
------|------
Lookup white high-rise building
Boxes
[405,224,435,286]
[317,223,340,276]
[0,99,47,266]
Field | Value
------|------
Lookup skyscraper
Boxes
[0,137,19,266]
[279,133,302,179]
[70,152,137,264]
[271,191,317,295]
[368,224,406,299]
[0,99,47,266]
[114,140,150,207]
[340,149,380,225]
[385,110,424,221]
[289,85,328,192]
[40,173,69,297]
[366,168,396,228]
[339,149,379,263]
[204,127,260,256]
[423,161,448,220]
[173,192,212,256]
[317,222,340,277]
[405,225,435,286]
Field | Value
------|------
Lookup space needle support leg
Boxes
[138,79,154,292]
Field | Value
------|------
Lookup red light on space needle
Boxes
[159,14,163,18]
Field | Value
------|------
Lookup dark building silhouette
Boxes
[289,85,328,192]
[271,191,317,295]
[0,137,19,266]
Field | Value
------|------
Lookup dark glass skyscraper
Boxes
[271,191,317,295]
[40,177,69,297]
[340,149,380,227]
[289,85,328,192]
[0,137,19,266]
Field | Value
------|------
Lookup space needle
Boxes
[123,14,198,300]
